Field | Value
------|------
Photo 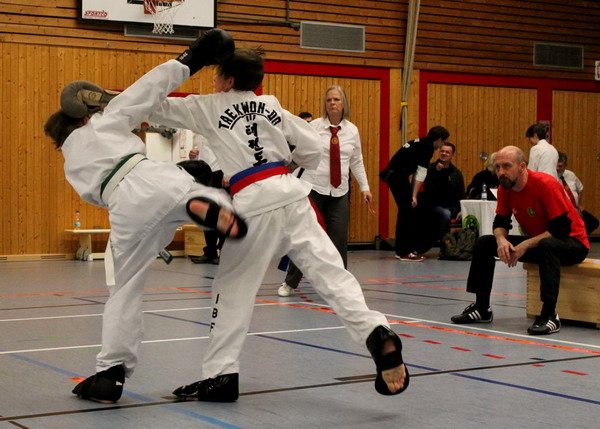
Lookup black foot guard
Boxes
[366,326,410,396]
[186,198,248,239]
[173,373,239,402]
[72,365,125,403]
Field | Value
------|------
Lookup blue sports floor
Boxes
[1,246,599,428]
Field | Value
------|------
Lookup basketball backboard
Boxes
[79,0,216,29]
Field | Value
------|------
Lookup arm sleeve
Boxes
[149,94,207,132]
[454,170,466,209]
[414,165,427,182]
[102,60,190,132]
[548,212,572,239]
[348,130,370,192]
[283,110,322,170]
[493,214,512,231]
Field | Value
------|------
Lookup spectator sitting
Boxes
[557,151,599,235]
[466,152,499,200]
[298,111,313,123]
[417,142,465,250]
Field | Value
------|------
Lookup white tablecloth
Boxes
[460,200,521,236]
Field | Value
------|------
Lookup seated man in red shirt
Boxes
[451,145,589,335]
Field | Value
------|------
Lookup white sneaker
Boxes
[278,282,294,297]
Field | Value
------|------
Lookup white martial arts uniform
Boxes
[61,60,234,376]
[528,139,559,180]
[151,63,389,378]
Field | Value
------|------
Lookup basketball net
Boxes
[144,0,185,35]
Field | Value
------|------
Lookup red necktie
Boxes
[560,176,577,207]
[329,126,341,188]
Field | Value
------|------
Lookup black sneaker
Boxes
[527,314,560,335]
[172,373,239,402]
[451,303,493,324]
[189,255,220,265]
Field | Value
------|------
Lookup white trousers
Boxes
[96,183,233,376]
[202,197,389,378]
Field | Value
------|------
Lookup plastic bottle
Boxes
[481,183,488,201]
[74,210,81,230]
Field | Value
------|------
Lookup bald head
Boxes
[496,145,525,164]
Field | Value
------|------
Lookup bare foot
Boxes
[381,339,407,393]
[188,200,239,237]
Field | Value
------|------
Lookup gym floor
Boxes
[1,244,599,428]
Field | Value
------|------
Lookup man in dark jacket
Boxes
[418,142,465,250]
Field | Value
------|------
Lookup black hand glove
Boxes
[61,81,119,118]
[176,28,235,75]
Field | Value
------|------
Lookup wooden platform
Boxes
[524,258,600,328]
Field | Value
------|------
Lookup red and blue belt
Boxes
[229,161,289,196]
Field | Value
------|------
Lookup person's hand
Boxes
[222,176,230,188]
[496,236,514,265]
[189,149,199,160]
[362,191,373,205]
[508,240,529,267]
[435,161,444,171]
[411,196,418,208]
[456,211,462,221]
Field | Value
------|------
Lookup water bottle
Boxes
[74,210,81,230]
[481,183,488,200]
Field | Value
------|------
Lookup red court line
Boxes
[369,280,527,298]
[174,288,600,356]
[452,347,471,352]
[367,272,525,282]
[562,370,588,376]
[532,364,545,367]
[483,354,506,359]
[390,320,600,356]
[423,340,441,345]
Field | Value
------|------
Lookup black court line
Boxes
[335,354,600,381]
[8,421,29,428]
[3,355,599,422]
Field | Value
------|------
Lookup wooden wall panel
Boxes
[426,83,537,193]
[263,74,381,243]
[0,42,214,255]
[552,91,600,223]
[417,0,600,79]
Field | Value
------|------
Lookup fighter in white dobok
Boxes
[44,30,247,404]
[150,44,410,401]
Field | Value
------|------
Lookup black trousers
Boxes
[284,190,349,288]
[388,175,419,256]
[466,235,588,310]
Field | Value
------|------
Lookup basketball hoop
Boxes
[144,0,185,35]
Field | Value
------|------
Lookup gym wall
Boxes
[0,0,598,257]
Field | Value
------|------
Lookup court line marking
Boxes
[0,302,290,323]
[2,296,599,355]
[0,326,347,355]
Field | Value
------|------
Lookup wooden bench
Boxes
[524,258,600,328]
[65,229,111,261]
[182,224,207,257]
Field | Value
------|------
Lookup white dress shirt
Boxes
[528,139,559,180]
[560,169,584,206]
[301,117,370,197]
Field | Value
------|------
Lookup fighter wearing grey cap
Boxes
[44,29,246,404]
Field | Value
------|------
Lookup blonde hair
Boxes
[322,85,351,120]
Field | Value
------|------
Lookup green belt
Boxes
[100,153,146,201]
